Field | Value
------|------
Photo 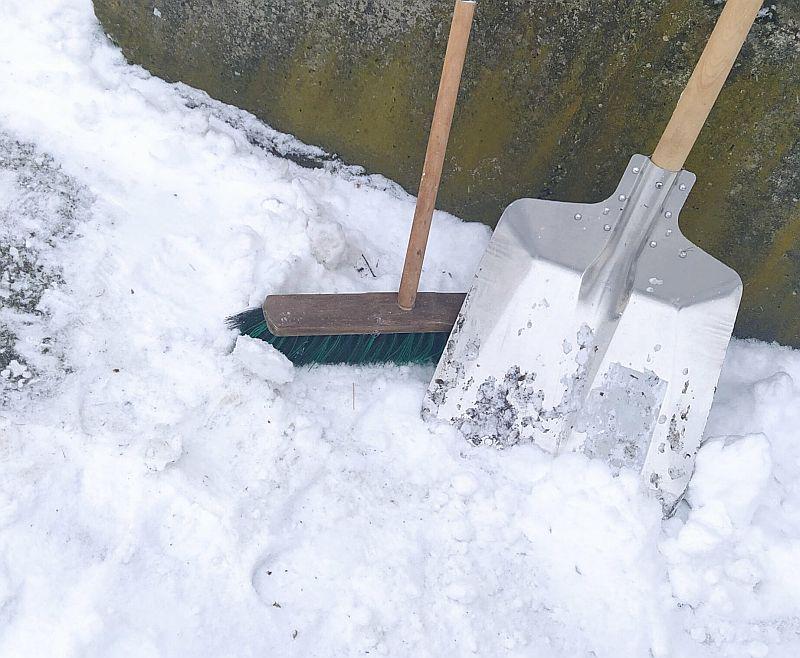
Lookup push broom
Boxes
[227,0,475,365]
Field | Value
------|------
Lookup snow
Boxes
[0,0,799,656]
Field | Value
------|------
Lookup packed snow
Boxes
[1,1,799,656]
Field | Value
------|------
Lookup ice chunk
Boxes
[232,335,294,384]
[688,433,772,527]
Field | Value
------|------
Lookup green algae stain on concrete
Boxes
[94,0,800,345]
[442,67,526,217]
[267,32,432,189]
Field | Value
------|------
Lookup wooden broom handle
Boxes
[397,0,475,311]
[651,0,761,171]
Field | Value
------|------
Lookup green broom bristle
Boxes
[226,307,449,366]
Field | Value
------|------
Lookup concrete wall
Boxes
[94,0,800,345]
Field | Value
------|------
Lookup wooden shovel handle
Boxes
[651,0,761,172]
[398,0,475,311]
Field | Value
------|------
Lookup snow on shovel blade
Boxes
[424,155,742,510]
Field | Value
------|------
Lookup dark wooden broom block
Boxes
[264,292,466,336]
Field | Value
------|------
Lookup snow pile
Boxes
[1,1,799,656]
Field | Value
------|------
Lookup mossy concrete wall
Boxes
[94,0,800,345]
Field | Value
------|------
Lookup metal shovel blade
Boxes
[424,155,742,509]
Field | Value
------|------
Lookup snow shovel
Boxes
[425,0,761,511]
